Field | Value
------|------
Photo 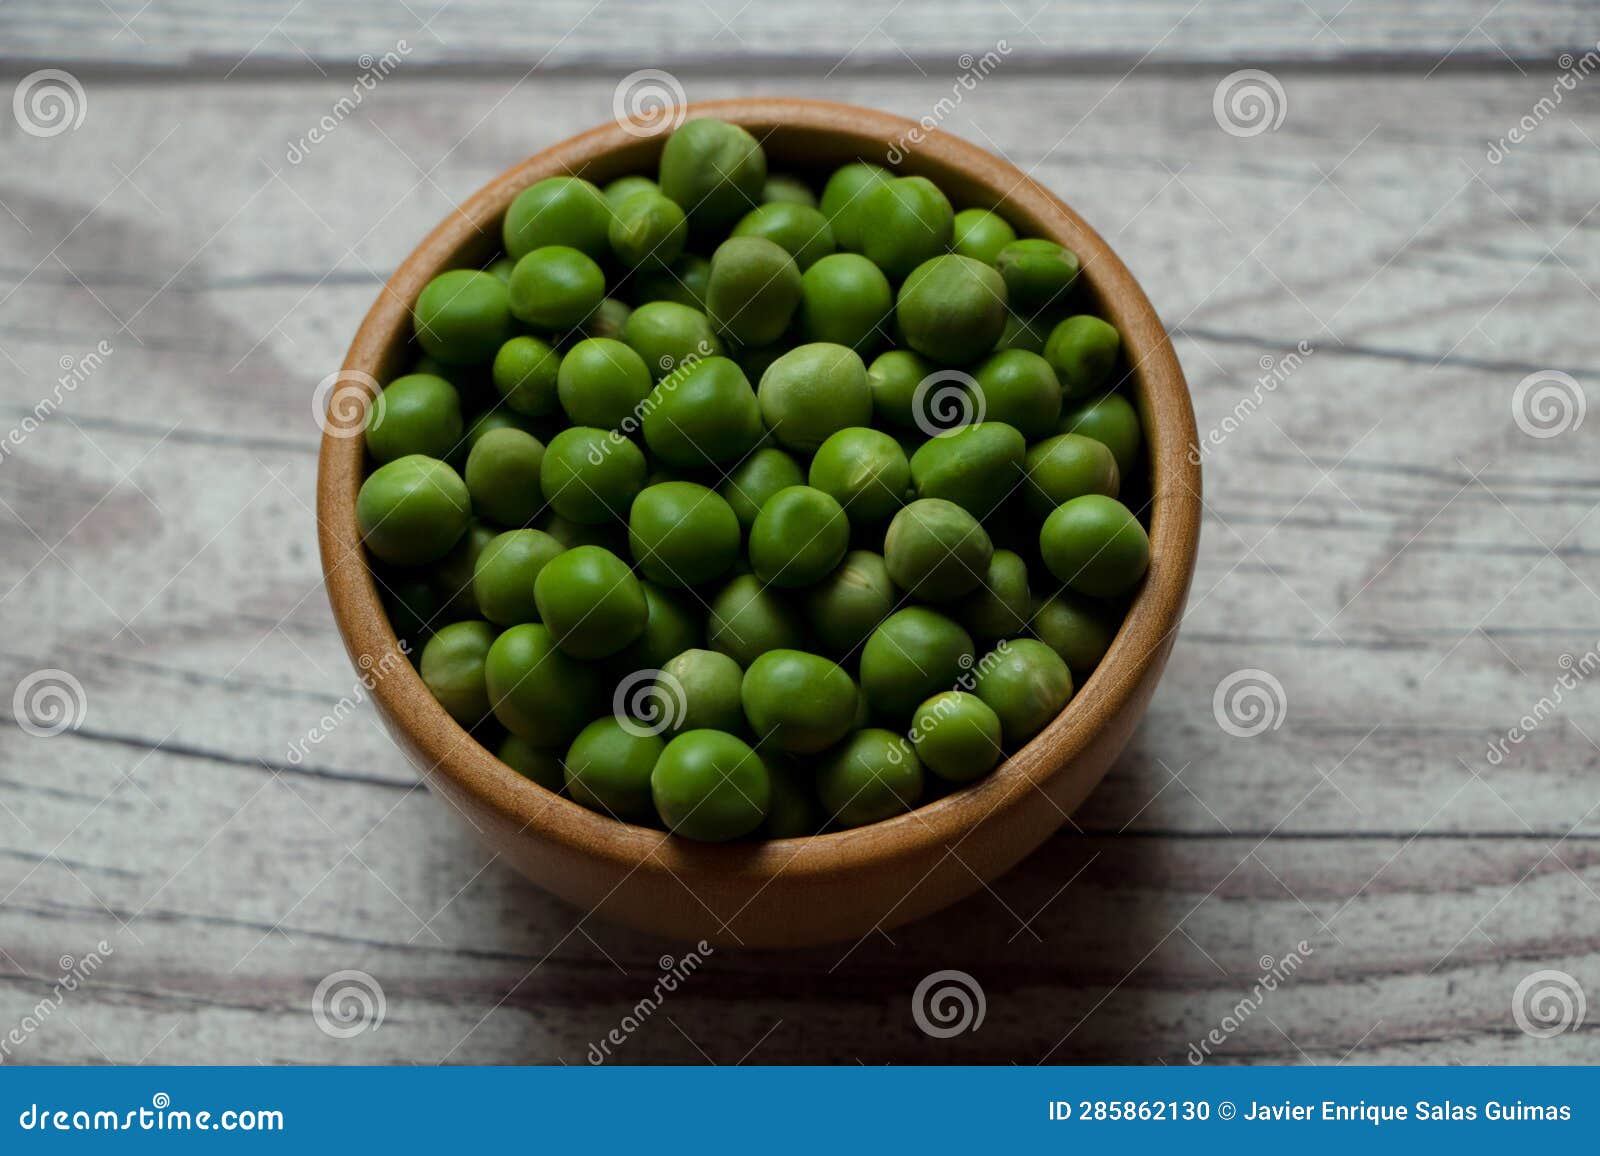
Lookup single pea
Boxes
[973,638,1073,745]
[492,335,562,416]
[993,309,1059,355]
[658,118,768,233]
[540,510,628,555]
[1044,315,1122,398]
[706,236,803,347]
[628,481,741,588]
[955,549,1032,641]
[762,174,817,207]
[859,176,954,279]
[365,374,462,463]
[866,349,934,429]
[497,733,564,792]
[1060,392,1143,479]
[798,253,893,353]
[820,162,893,252]
[896,254,1008,366]
[951,208,1017,266]
[883,498,993,602]
[749,485,850,588]
[564,716,664,822]
[995,239,1081,310]
[911,691,1004,782]
[463,427,545,527]
[1039,494,1150,597]
[429,520,496,620]
[540,426,646,524]
[614,582,703,673]
[732,202,836,271]
[623,300,724,381]
[707,574,805,666]
[740,649,858,753]
[358,454,471,566]
[463,407,542,453]
[503,175,613,262]
[763,762,821,837]
[909,422,1026,519]
[660,648,745,734]
[508,246,607,331]
[808,427,910,524]
[972,349,1063,440]
[533,545,648,659]
[603,174,659,209]
[608,190,687,269]
[804,550,896,655]
[414,270,514,366]
[718,446,805,530]
[472,528,564,626]
[556,338,653,431]
[487,257,516,283]
[582,296,633,341]
[1023,432,1120,517]
[859,607,975,718]
[651,728,771,841]
[817,729,923,828]
[640,355,764,467]
[633,254,712,311]
[420,620,497,725]
[485,623,602,746]
[1032,591,1119,681]
[757,342,872,453]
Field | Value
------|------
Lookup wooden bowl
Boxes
[317,98,1201,947]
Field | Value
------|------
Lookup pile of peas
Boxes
[354,117,1151,842]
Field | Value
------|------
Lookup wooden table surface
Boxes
[2,0,1599,1065]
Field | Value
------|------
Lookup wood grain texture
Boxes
[2,65,1599,1062]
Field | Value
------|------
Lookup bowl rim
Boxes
[317,97,1201,883]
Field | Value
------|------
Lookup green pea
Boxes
[706,236,803,347]
[804,550,896,655]
[993,309,1059,355]
[557,338,653,431]
[972,349,1062,440]
[540,426,646,524]
[358,454,471,566]
[909,422,1026,519]
[365,374,462,463]
[640,355,764,468]
[1060,392,1143,479]
[707,574,804,666]
[487,257,516,283]
[817,729,923,828]
[633,254,711,311]
[532,545,648,659]
[508,246,607,331]
[740,649,858,753]
[623,300,724,381]
[660,648,745,734]
[658,118,767,233]
[414,270,514,366]
[464,427,545,527]
[485,623,602,746]
[763,762,821,838]
[429,520,496,620]
[808,427,910,524]
[650,729,771,841]
[955,549,1032,641]
[540,510,628,555]
[951,208,1017,265]
[910,691,1003,782]
[883,498,992,602]
[718,446,804,529]
[628,481,741,588]
[995,239,1080,310]
[1032,591,1119,681]
[762,174,817,207]
[608,190,687,269]
[798,253,893,353]
[503,175,612,261]
[859,176,954,279]
[973,638,1073,745]
[820,162,893,252]
[1044,315,1122,399]
[749,485,850,588]
[582,296,633,341]
[1023,432,1120,517]
[732,202,836,270]
[866,349,933,429]
[757,342,872,453]
[564,716,664,822]
[604,175,659,209]
[463,407,542,453]
[859,607,975,718]
[614,582,703,672]
[472,528,564,626]
[1039,495,1150,597]
[420,620,497,725]
[492,335,562,416]
[896,254,1007,366]
[497,733,563,791]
